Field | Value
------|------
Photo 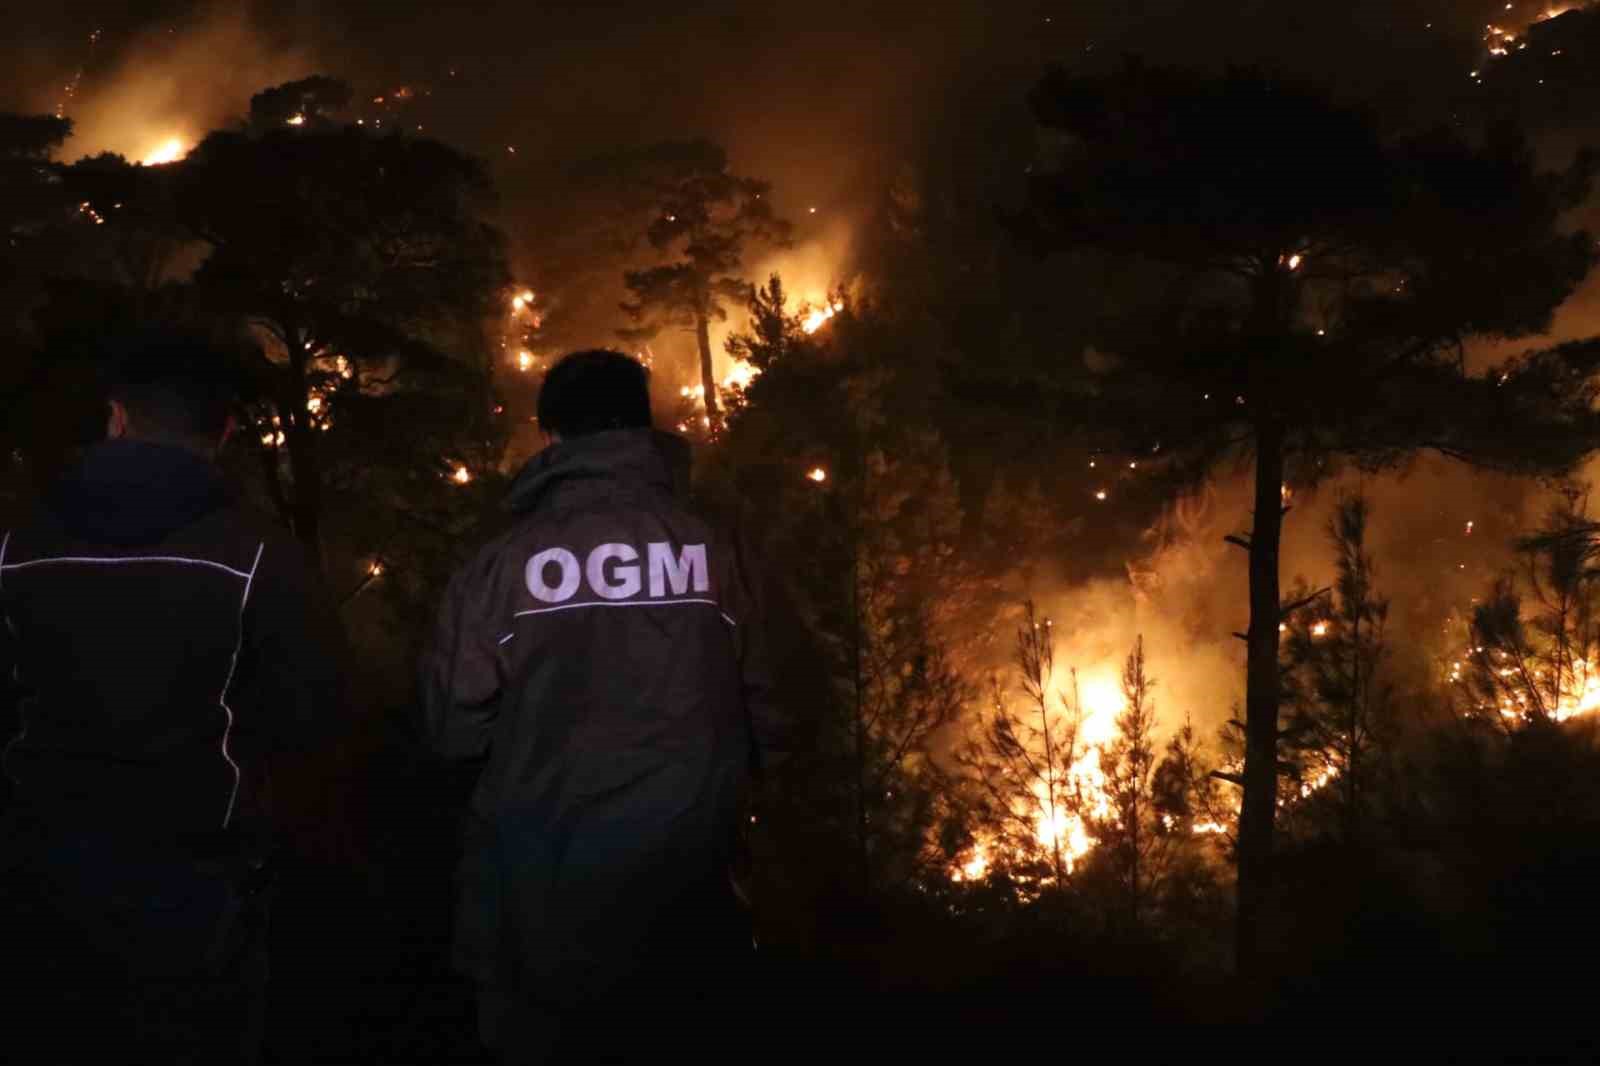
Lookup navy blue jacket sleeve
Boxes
[420,557,504,761]
[727,534,794,776]
[235,536,348,755]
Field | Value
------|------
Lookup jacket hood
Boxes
[504,428,691,515]
[46,440,230,546]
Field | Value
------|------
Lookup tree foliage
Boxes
[710,275,973,901]
[959,603,1086,888]
[1462,491,1600,731]
[1017,60,1600,975]
[587,139,790,431]
[1279,495,1394,842]
[177,82,510,571]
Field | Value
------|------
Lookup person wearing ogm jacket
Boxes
[422,350,793,1062]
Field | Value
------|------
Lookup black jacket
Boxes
[0,440,343,841]
[421,428,791,989]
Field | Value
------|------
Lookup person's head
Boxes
[536,349,653,442]
[104,327,239,456]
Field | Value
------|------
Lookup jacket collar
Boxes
[503,428,690,515]
[46,440,229,546]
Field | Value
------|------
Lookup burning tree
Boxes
[245,75,354,131]
[710,277,973,898]
[1279,495,1393,843]
[56,152,196,299]
[587,139,790,433]
[1459,491,1600,729]
[1091,636,1175,928]
[175,76,510,571]
[1017,60,1600,975]
[1065,639,1233,944]
[958,602,1087,888]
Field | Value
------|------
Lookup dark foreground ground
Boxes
[16,719,1600,1063]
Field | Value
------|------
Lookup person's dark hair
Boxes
[105,327,239,443]
[537,349,653,438]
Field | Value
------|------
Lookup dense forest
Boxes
[11,6,1600,1052]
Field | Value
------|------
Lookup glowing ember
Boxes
[1094,490,1107,501]
[806,467,827,483]
[1311,621,1329,638]
[368,561,384,577]
[517,351,534,372]
[286,114,306,127]
[451,465,471,484]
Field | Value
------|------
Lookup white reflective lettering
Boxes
[526,547,581,602]
[648,543,709,597]
[587,543,641,600]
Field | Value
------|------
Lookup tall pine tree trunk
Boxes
[695,309,721,433]
[1236,419,1284,978]
[282,342,324,571]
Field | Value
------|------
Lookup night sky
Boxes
[5,2,1514,240]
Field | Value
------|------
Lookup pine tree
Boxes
[1461,490,1600,730]
[1017,60,1600,974]
[710,277,973,897]
[584,140,790,433]
[1280,496,1393,842]
[1095,636,1172,928]
[958,602,1085,888]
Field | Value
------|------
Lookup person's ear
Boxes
[106,399,129,440]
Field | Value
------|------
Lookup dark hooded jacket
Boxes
[421,428,790,996]
[0,440,344,844]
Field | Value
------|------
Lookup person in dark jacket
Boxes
[0,329,344,1064]
[422,349,793,1062]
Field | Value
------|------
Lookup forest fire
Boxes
[801,300,844,335]
[952,639,1200,885]
[1483,2,1592,57]
[20,5,1600,1042]
[1451,649,1600,724]
[139,136,188,166]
